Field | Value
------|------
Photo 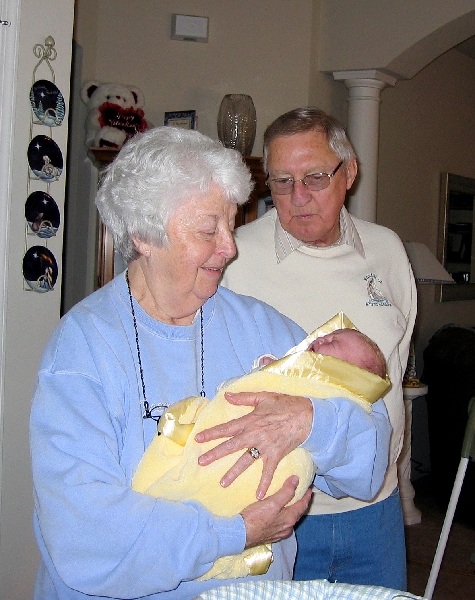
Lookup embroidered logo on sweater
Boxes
[364,274,391,306]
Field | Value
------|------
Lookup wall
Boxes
[73,0,341,154]
[319,0,475,77]
[378,47,475,369]
[61,41,99,313]
[0,1,75,597]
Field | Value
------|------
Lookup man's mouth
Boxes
[293,213,316,220]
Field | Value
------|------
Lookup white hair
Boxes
[262,107,356,173]
[95,126,253,262]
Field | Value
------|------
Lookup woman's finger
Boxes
[242,477,313,548]
[197,433,246,466]
[219,450,256,488]
[256,459,279,499]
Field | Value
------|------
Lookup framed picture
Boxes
[164,110,196,130]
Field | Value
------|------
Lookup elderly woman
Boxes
[30,127,391,600]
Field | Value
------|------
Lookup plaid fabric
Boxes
[194,580,423,600]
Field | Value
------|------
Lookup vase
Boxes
[217,94,256,156]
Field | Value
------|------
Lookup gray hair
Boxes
[262,107,356,173]
[95,126,253,262]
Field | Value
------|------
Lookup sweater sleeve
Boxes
[30,367,246,598]
[302,397,391,501]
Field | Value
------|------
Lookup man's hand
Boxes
[242,476,312,548]
[195,391,313,499]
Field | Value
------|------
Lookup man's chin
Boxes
[288,228,331,246]
[285,220,339,247]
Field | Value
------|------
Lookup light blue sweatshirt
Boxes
[30,273,390,599]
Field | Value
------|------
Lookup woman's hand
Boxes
[242,476,313,549]
[195,391,313,499]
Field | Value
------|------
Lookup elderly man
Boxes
[221,108,416,590]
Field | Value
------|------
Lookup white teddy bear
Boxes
[81,80,149,155]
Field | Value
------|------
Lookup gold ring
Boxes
[248,447,260,460]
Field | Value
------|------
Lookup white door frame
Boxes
[0,0,20,497]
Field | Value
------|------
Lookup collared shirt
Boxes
[274,206,365,263]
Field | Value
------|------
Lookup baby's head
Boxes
[307,329,387,378]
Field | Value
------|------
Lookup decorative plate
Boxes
[29,79,65,127]
[25,191,60,238]
[22,246,58,293]
[27,135,63,182]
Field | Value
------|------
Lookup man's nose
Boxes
[290,180,312,206]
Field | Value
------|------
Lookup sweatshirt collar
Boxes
[274,206,365,263]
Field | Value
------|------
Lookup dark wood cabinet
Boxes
[236,156,269,227]
[91,149,267,287]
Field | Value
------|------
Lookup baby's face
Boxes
[307,329,363,366]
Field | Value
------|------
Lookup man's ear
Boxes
[345,157,358,190]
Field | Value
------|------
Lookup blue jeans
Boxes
[293,488,407,591]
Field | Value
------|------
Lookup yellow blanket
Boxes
[132,313,390,581]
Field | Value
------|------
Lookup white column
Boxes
[333,70,397,223]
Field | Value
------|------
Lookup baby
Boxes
[251,327,386,378]
[132,314,390,581]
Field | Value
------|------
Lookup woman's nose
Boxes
[218,229,236,259]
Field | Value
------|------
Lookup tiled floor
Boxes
[405,476,475,599]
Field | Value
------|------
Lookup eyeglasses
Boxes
[266,161,344,195]
[143,401,169,423]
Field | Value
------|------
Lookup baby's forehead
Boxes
[322,328,360,339]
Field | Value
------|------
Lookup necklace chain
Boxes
[199,306,205,397]
[125,271,205,425]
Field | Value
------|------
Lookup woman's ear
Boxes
[132,237,151,257]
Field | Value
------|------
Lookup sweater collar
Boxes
[274,206,365,263]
